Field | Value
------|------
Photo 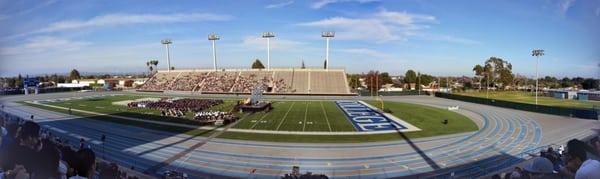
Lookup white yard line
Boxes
[302,102,308,131]
[275,102,296,131]
[320,101,333,132]
[249,112,272,130]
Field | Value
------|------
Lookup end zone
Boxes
[336,100,421,132]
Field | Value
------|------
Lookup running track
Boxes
[0,92,597,178]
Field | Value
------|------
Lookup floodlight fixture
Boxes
[321,31,335,70]
[262,32,275,70]
[161,39,173,72]
[208,33,220,71]
[531,49,545,105]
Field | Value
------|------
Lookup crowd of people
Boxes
[193,110,237,124]
[231,74,270,93]
[492,138,600,179]
[138,71,293,93]
[127,98,224,113]
[200,72,238,92]
[138,73,175,91]
[273,78,292,93]
[165,73,207,91]
[0,115,143,179]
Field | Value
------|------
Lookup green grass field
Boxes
[218,100,478,143]
[232,101,355,132]
[455,91,600,109]
[22,94,479,143]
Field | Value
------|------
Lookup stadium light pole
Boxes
[417,71,421,95]
[262,32,275,70]
[322,32,335,70]
[208,34,220,71]
[161,39,173,72]
[531,49,544,105]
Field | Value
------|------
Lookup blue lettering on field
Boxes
[335,101,407,132]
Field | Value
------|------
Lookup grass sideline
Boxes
[19,101,215,137]
[455,91,600,109]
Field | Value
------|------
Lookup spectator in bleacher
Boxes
[0,121,41,178]
[559,139,588,178]
[35,139,62,178]
[522,157,559,178]
[70,148,96,179]
[0,118,6,137]
[0,122,18,150]
[510,166,523,178]
[99,163,119,179]
[565,139,600,179]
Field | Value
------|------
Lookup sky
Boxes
[0,0,599,78]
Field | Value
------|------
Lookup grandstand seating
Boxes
[138,69,352,95]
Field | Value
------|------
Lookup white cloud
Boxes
[311,0,379,9]
[0,36,90,56]
[297,9,436,42]
[559,0,576,15]
[265,1,294,9]
[0,0,57,21]
[241,36,306,50]
[339,48,392,59]
[415,34,482,45]
[37,13,233,33]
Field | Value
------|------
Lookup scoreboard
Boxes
[24,78,39,87]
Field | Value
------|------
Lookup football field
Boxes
[20,94,479,142]
[233,101,355,132]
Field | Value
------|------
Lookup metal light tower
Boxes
[322,31,335,70]
[262,32,275,70]
[532,49,545,105]
[208,34,220,71]
[161,39,173,72]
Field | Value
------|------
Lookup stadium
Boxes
[2,42,599,178]
[1,1,600,179]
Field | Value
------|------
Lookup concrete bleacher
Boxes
[138,68,353,95]
[310,70,349,94]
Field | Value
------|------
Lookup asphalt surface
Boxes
[1,91,598,178]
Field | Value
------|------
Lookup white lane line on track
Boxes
[320,101,332,132]
[276,102,295,131]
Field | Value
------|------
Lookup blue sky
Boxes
[0,0,598,78]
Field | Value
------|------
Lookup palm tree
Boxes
[472,64,484,91]
[146,60,159,76]
[146,61,151,76]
